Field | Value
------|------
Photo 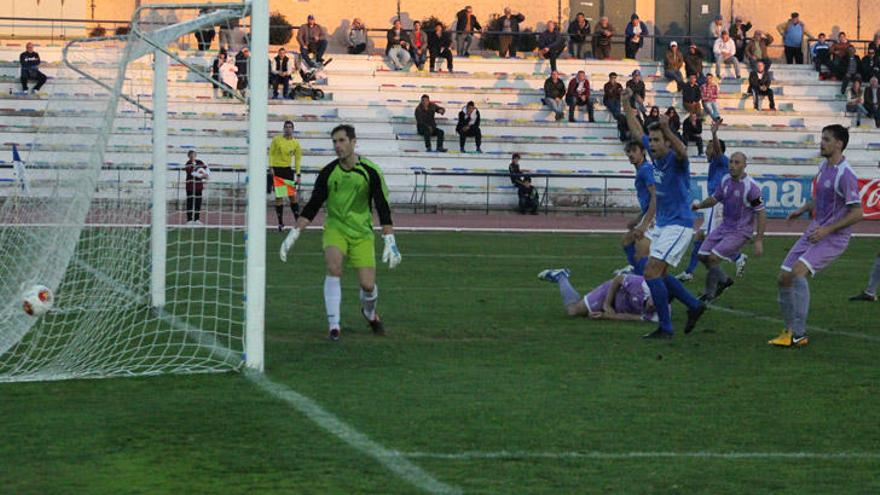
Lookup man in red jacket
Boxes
[565,70,595,122]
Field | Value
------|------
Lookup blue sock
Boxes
[685,240,702,274]
[634,257,648,276]
[646,277,673,332]
[623,243,637,267]
[664,275,702,311]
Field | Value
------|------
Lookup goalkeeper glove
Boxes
[279,228,300,262]
[382,234,402,269]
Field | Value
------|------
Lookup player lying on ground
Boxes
[619,139,656,277]
[279,124,402,341]
[538,269,657,322]
[690,151,766,302]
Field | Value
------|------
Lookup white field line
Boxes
[398,450,880,461]
[708,304,880,343]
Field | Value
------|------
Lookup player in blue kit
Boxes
[619,139,656,276]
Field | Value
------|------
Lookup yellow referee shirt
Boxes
[268,135,302,173]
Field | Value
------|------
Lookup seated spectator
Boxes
[538,20,565,72]
[684,43,707,85]
[218,52,238,98]
[864,76,880,127]
[682,112,704,156]
[296,15,328,69]
[509,153,539,215]
[624,14,648,59]
[729,16,752,61]
[386,19,412,70]
[748,61,776,110]
[347,18,368,54]
[592,17,614,60]
[456,101,482,152]
[701,73,722,122]
[567,13,591,59]
[643,106,660,130]
[664,41,685,91]
[185,150,210,225]
[409,21,428,71]
[234,47,249,95]
[811,33,832,74]
[19,43,47,95]
[714,31,741,79]
[428,23,454,72]
[837,45,861,94]
[682,73,703,116]
[830,32,851,67]
[270,47,292,99]
[455,6,482,56]
[745,30,773,72]
[493,8,525,58]
[625,69,647,117]
[415,94,447,152]
[566,70,596,123]
[860,46,880,84]
[603,72,624,122]
[543,70,567,121]
[664,106,682,140]
[847,79,870,126]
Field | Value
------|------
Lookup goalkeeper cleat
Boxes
[849,291,878,302]
[684,303,707,334]
[537,268,571,283]
[735,253,748,278]
[328,327,341,341]
[362,308,385,335]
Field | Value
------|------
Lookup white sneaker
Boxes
[735,253,748,278]
[675,271,694,282]
[194,220,203,226]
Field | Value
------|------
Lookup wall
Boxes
[721,0,879,41]
[0,0,87,39]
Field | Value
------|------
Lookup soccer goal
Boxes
[0,0,269,382]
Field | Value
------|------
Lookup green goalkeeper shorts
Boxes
[323,227,376,268]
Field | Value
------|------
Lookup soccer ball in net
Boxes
[22,285,54,317]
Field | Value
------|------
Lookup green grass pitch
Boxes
[2,232,879,494]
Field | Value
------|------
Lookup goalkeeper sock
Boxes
[290,202,300,220]
[324,276,342,329]
[360,285,378,320]
[275,204,284,226]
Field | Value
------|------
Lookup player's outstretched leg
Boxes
[850,253,880,301]
[663,274,706,334]
[538,268,587,316]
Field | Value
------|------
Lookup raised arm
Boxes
[621,88,644,141]
[659,114,688,161]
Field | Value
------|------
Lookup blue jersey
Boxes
[642,135,694,228]
[634,161,655,214]
[706,154,729,195]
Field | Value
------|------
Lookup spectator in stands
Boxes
[234,47,249,96]
[665,41,685,91]
[838,45,861,95]
[218,52,237,98]
[19,43,47,95]
[847,79,870,126]
[811,33,832,74]
[708,15,725,56]
[860,46,880,83]
[211,51,226,98]
[603,72,624,122]
[664,106,682,140]
[455,6,482,56]
[415,94,447,152]
[386,19,412,70]
[494,8,525,58]
[748,60,776,110]
[296,14,328,69]
[682,112,704,156]
[456,101,482,152]
[624,14,648,59]
[745,30,773,72]
[830,32,851,65]
[218,17,239,52]
[185,150,209,225]
[508,153,539,215]
[566,70,596,123]
[429,23,454,72]
[777,12,813,65]
[714,31,741,79]
[643,106,660,129]
[682,73,703,116]
[543,70,567,121]
[270,47,292,99]
[864,76,880,127]
[410,21,428,71]
[347,18,368,54]
[701,73,722,122]
[729,16,752,61]
[567,12,591,59]
[194,8,216,52]
[592,17,614,60]
[538,20,565,72]
[869,33,880,53]
[625,69,647,117]
[684,43,707,85]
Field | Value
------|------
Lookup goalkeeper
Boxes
[280,124,401,341]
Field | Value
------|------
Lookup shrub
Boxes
[269,12,293,46]
[114,25,130,36]
[89,25,107,38]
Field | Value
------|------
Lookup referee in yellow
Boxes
[268,120,302,232]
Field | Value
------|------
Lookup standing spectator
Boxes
[184,150,210,225]
[664,106,682,140]
[625,69,647,117]
[567,12,591,59]
[455,6,482,56]
[415,95,447,152]
[729,16,752,61]
[509,153,539,215]
[493,8,525,58]
[682,73,703,116]
[624,14,648,59]
[194,8,216,52]
[708,15,725,45]
[428,23,454,72]
[234,47,249,96]
[748,61,776,110]
[268,121,302,232]
[218,17,239,52]
[270,47,292,99]
[456,101,482,152]
[745,30,773,71]
[864,76,880,127]
[684,43,707,85]
[859,46,880,83]
[713,31,741,79]
[811,33,832,74]
[347,18,368,54]
[410,21,429,71]
[682,112,704,156]
[777,12,813,65]
[543,70,567,121]
[869,33,880,53]
[837,45,861,95]
[19,43,47,95]
[566,70,596,123]
[211,51,227,98]
[385,19,412,70]
[296,14,328,69]
[701,73,722,122]
[847,79,870,126]
[218,51,238,97]
[592,17,614,60]
[603,72,624,122]
[538,20,565,72]
[664,41,685,91]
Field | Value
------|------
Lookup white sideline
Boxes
[398,450,880,461]
[708,304,880,343]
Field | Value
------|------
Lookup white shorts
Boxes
[645,225,659,242]
[649,225,695,268]
[698,203,724,235]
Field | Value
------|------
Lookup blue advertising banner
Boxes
[689,175,814,218]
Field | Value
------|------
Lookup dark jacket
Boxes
[728,21,752,46]
[538,29,565,52]
[684,47,705,76]
[567,77,592,100]
[625,79,646,100]
[493,13,525,33]
[19,51,41,70]
[749,70,772,91]
[235,51,249,77]
[415,103,443,129]
[592,23,614,48]
[665,49,684,72]
[272,55,290,75]
[682,82,702,103]
[544,77,566,99]
[864,85,880,109]
[682,116,702,137]
[185,159,208,194]
[860,55,880,82]
[603,81,623,105]
[386,28,411,55]
[567,19,591,43]
[456,108,481,131]
[624,21,649,48]
[455,9,482,33]
[428,30,452,54]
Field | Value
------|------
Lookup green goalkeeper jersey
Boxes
[300,156,393,239]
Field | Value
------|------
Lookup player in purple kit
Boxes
[690,151,766,301]
[619,139,656,276]
[849,250,880,302]
[537,269,657,322]
[770,125,864,347]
